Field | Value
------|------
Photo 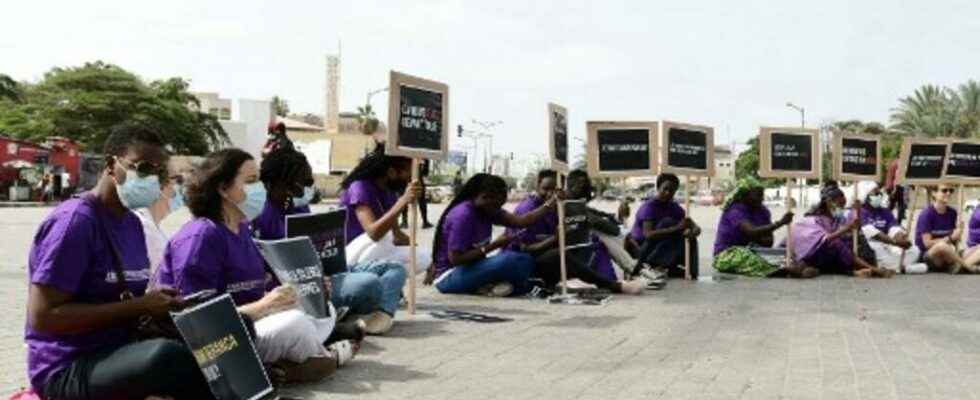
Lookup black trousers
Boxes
[43,338,214,400]
[533,248,622,292]
[400,181,431,225]
[629,218,700,279]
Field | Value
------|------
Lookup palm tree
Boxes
[889,85,960,137]
[356,104,379,136]
[955,80,980,137]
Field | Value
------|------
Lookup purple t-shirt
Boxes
[592,235,616,282]
[26,197,150,391]
[713,203,773,255]
[157,218,267,306]
[339,180,398,243]
[629,199,686,242]
[914,204,958,252]
[968,207,980,248]
[250,200,310,241]
[434,200,506,278]
[505,195,557,251]
[851,205,898,234]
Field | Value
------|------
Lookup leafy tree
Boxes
[889,84,974,138]
[0,61,226,155]
[0,74,19,101]
[271,95,290,117]
[733,137,783,188]
[356,104,379,135]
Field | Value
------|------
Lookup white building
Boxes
[192,92,232,120]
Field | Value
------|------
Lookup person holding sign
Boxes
[625,173,702,280]
[789,184,894,278]
[341,144,432,274]
[157,149,358,385]
[255,147,406,336]
[846,181,926,273]
[963,206,980,269]
[429,174,557,296]
[24,123,212,400]
[914,184,975,274]
[712,177,800,278]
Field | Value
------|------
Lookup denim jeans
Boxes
[435,251,534,295]
[330,271,382,317]
[348,259,407,316]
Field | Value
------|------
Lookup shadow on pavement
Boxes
[282,359,437,396]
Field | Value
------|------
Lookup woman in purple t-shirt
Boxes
[429,174,557,296]
[158,148,357,385]
[625,173,702,279]
[848,181,924,273]
[712,177,799,277]
[963,205,980,268]
[790,184,893,278]
[25,123,212,399]
[915,184,972,273]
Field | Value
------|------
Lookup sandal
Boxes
[327,339,359,368]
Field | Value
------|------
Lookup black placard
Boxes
[666,127,708,170]
[770,133,813,171]
[286,209,348,276]
[945,142,980,179]
[562,200,590,249]
[173,295,272,400]
[840,138,878,176]
[255,237,329,319]
[397,85,443,151]
[905,143,947,181]
[552,109,568,165]
[597,129,650,172]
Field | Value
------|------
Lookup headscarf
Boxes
[723,176,764,210]
[820,184,844,202]
[856,181,879,204]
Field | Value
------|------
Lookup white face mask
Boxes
[869,194,890,209]
[832,207,846,220]
[292,186,315,208]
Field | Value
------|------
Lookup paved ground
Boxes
[3,200,980,399]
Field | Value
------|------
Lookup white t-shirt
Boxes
[136,208,168,278]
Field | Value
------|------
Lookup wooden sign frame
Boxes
[385,70,449,160]
[758,127,821,179]
[548,103,570,173]
[896,137,950,186]
[832,132,881,182]
[585,121,659,178]
[942,138,980,185]
[659,121,715,177]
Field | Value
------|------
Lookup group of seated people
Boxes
[23,122,980,399]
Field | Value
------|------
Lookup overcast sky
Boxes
[3,0,979,162]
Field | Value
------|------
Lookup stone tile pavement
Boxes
[2,203,980,399]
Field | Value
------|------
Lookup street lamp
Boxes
[366,87,389,107]
[786,102,818,208]
[471,119,502,174]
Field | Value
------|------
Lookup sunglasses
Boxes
[117,157,166,179]
[940,188,956,194]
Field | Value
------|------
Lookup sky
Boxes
[3,0,979,165]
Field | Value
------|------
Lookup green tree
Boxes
[733,137,783,188]
[0,61,226,154]
[271,95,290,117]
[890,84,961,138]
[356,104,379,135]
[0,74,19,101]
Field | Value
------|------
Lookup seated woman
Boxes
[430,174,555,296]
[25,123,211,399]
[252,147,403,335]
[915,184,975,273]
[136,164,184,277]
[964,203,980,269]
[848,181,925,273]
[508,169,643,294]
[156,148,357,385]
[712,177,797,277]
[790,184,893,278]
[340,144,431,272]
[625,173,701,279]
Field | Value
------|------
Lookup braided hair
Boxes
[431,173,509,265]
[260,147,312,209]
[340,142,412,190]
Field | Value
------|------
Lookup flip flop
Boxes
[328,340,359,367]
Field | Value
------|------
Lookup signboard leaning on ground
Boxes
[758,127,821,180]
[385,70,449,160]
[585,121,659,178]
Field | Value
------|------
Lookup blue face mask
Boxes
[116,170,161,210]
[237,182,267,221]
[169,184,184,213]
[832,208,846,220]
[292,186,315,208]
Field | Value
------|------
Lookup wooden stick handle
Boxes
[898,186,919,272]
[853,182,859,255]
[407,158,419,315]
[557,173,568,295]
[684,176,692,280]
[785,179,794,264]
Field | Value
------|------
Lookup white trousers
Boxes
[862,225,922,273]
[254,303,336,364]
[346,232,432,275]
